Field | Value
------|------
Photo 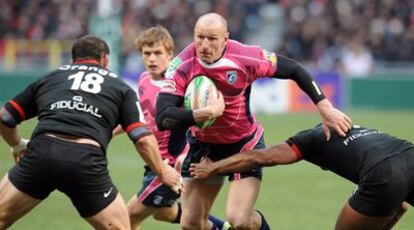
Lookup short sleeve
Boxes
[252,48,278,79]
[5,79,41,123]
[161,68,188,97]
[162,47,194,97]
[286,128,316,159]
[119,87,145,128]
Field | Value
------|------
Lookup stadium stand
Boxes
[1,0,413,73]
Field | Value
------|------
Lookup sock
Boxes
[208,215,225,230]
[172,202,182,224]
[256,209,270,230]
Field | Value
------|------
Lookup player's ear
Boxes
[101,53,109,68]
[224,32,229,41]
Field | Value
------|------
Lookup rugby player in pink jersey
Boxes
[156,13,352,230]
[126,26,228,230]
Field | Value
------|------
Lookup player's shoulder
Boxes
[176,43,197,60]
[225,40,277,68]
[226,39,262,56]
[165,44,197,79]
[138,71,152,85]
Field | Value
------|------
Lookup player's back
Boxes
[27,62,134,150]
[138,72,187,164]
[291,125,414,183]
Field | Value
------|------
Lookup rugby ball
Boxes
[184,75,218,128]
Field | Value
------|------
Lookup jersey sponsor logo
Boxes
[153,195,164,205]
[262,49,277,67]
[343,130,380,146]
[103,187,114,198]
[226,71,238,84]
[73,96,83,102]
[161,80,176,92]
[59,65,118,78]
[165,57,182,79]
[50,99,102,118]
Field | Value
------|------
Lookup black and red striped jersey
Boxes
[287,124,414,183]
[3,60,148,151]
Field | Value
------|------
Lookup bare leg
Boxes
[0,174,42,230]
[335,202,398,230]
[127,195,155,230]
[127,195,179,230]
[153,205,179,222]
[180,179,222,230]
[226,177,261,230]
[85,193,130,230]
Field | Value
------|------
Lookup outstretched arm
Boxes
[0,123,20,147]
[190,143,299,179]
[0,123,28,162]
[274,54,352,140]
[134,134,182,192]
[316,99,352,140]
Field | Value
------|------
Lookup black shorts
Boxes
[181,129,265,181]
[349,149,414,216]
[136,166,180,208]
[8,135,117,218]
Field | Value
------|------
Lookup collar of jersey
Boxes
[73,60,100,65]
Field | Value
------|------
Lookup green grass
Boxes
[1,110,414,229]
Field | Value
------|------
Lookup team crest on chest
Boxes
[226,71,238,84]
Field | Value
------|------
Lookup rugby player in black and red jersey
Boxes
[0,36,181,229]
[190,124,413,229]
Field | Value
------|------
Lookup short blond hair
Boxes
[135,25,174,54]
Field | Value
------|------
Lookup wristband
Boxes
[10,138,29,154]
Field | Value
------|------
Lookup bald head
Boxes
[194,13,229,63]
[195,13,228,33]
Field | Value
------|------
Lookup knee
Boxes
[180,216,205,230]
[0,211,12,230]
[127,206,139,221]
[127,201,144,221]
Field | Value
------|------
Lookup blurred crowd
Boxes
[278,0,414,75]
[1,0,414,76]
[0,0,95,39]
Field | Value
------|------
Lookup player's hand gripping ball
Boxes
[184,75,219,128]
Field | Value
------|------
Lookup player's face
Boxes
[194,24,228,64]
[141,42,172,79]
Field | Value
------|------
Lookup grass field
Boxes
[1,110,413,229]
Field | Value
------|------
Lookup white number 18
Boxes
[68,71,104,94]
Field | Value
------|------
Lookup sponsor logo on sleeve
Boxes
[263,49,277,67]
[161,80,176,92]
[165,57,182,79]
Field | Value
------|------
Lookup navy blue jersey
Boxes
[287,124,414,183]
[3,61,147,151]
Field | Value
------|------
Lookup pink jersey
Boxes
[162,40,277,144]
[138,72,188,164]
